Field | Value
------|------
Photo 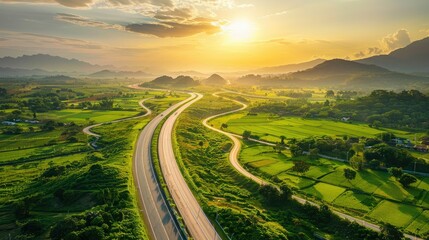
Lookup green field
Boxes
[38,109,140,124]
[368,201,423,227]
[0,84,187,239]
[302,183,346,203]
[211,113,419,142]
[239,141,429,235]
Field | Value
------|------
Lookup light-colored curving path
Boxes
[202,92,422,240]
[83,98,152,147]
[158,92,222,240]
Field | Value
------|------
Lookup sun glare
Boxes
[223,20,253,42]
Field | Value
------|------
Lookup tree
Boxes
[380,223,403,240]
[368,159,381,169]
[289,144,303,157]
[325,90,335,98]
[398,173,417,188]
[343,168,356,181]
[352,143,364,156]
[349,155,365,171]
[21,219,43,236]
[242,130,251,140]
[308,148,319,160]
[221,123,228,129]
[41,120,56,131]
[279,135,286,145]
[273,143,285,153]
[388,167,403,179]
[198,141,204,147]
[0,87,7,97]
[291,161,310,174]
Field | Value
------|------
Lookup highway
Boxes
[158,92,222,240]
[202,92,422,240]
[82,92,191,240]
[133,94,196,240]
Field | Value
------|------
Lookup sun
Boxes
[222,20,253,42]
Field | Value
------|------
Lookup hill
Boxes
[142,75,200,88]
[88,70,151,78]
[236,59,429,90]
[0,67,51,77]
[202,74,228,85]
[255,58,326,74]
[0,54,111,73]
[357,37,429,73]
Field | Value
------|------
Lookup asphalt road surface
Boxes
[158,92,222,240]
[133,94,199,240]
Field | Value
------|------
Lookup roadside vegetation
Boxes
[0,79,185,239]
[207,89,429,238]
[173,91,386,240]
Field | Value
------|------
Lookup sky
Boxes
[0,0,429,73]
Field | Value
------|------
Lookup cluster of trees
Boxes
[251,90,429,129]
[388,167,417,187]
[77,98,115,110]
[276,90,312,98]
[26,96,66,118]
[259,184,292,205]
[50,209,116,240]
[364,143,416,168]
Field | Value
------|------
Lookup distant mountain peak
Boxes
[357,36,429,73]
[203,73,228,85]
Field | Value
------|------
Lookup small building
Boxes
[341,117,350,122]
[1,121,16,126]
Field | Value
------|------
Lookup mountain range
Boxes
[88,70,152,78]
[0,54,112,74]
[254,58,326,74]
[357,37,429,73]
[236,59,429,89]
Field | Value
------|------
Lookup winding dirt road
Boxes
[202,92,422,240]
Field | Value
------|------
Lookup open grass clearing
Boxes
[332,191,380,213]
[302,182,346,203]
[368,200,423,228]
[405,210,429,236]
[38,109,140,124]
[211,113,419,141]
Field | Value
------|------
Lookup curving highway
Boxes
[82,92,190,240]
[202,92,422,240]
[158,92,222,240]
[133,94,197,240]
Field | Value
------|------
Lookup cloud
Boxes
[354,29,411,58]
[55,13,124,30]
[55,0,93,7]
[354,47,383,58]
[260,10,288,19]
[153,7,195,21]
[0,31,105,50]
[380,29,411,51]
[125,21,220,37]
